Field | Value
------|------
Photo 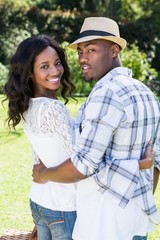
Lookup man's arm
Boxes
[33,158,87,183]
[33,144,154,184]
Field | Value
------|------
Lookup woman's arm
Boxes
[153,167,159,194]
[33,144,154,184]
[138,143,154,170]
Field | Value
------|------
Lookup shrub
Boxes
[121,43,159,95]
[0,63,8,93]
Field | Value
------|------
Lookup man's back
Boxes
[72,67,160,240]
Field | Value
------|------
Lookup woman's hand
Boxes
[139,143,154,170]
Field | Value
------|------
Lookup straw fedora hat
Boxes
[69,17,127,50]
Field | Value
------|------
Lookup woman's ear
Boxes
[112,44,120,57]
[29,73,34,81]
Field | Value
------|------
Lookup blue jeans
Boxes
[30,200,76,240]
[133,236,147,240]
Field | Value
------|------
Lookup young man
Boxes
[33,17,160,240]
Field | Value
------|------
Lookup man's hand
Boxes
[139,143,154,170]
[32,161,47,183]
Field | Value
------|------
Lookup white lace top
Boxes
[23,97,76,211]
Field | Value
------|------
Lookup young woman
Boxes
[4,35,77,240]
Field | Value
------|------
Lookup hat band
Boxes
[77,30,115,39]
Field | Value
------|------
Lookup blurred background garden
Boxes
[0,0,160,239]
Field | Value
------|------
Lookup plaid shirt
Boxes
[71,67,160,224]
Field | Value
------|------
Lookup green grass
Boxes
[0,95,159,239]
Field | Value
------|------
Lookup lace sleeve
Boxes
[40,100,75,156]
[32,147,40,165]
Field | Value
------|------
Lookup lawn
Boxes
[0,94,160,239]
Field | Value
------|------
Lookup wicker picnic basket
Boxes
[0,226,37,240]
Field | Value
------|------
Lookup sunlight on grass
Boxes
[0,96,33,235]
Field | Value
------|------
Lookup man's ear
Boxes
[112,44,120,57]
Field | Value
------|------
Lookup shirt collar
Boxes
[95,67,132,88]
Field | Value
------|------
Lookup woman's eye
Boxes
[88,49,95,53]
[41,65,48,69]
[56,61,62,66]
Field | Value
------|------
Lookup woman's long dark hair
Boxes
[4,35,76,129]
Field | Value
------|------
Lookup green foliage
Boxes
[120,0,148,21]
[0,63,8,94]
[120,0,160,72]
[26,6,51,34]
[0,1,32,64]
[37,0,82,11]
[121,43,157,81]
[121,43,159,94]
[0,0,159,96]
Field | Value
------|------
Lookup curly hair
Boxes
[4,35,76,129]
